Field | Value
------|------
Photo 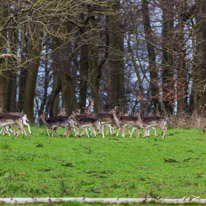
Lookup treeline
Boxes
[0,0,205,123]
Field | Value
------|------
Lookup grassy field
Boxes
[0,126,206,203]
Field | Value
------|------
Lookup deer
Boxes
[82,100,119,136]
[92,112,119,136]
[9,112,31,135]
[39,112,76,137]
[0,113,27,136]
[110,109,143,138]
[140,115,167,139]
[0,125,12,136]
[0,112,31,136]
[129,112,167,139]
[70,111,104,138]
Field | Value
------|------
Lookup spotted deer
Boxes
[141,115,167,139]
[110,109,143,138]
[39,112,75,137]
[70,111,104,138]
[0,113,27,136]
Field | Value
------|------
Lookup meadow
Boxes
[1,126,206,205]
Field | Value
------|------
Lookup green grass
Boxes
[0,126,206,201]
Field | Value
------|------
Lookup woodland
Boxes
[0,0,205,124]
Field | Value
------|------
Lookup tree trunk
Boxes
[48,72,61,117]
[195,0,206,110]
[0,4,7,111]
[106,0,125,111]
[23,57,41,123]
[142,0,161,114]
[18,25,28,112]
[161,0,175,115]
[4,29,18,112]
[39,44,50,117]
[23,23,42,124]
[61,73,77,115]
[176,3,188,114]
[90,52,102,112]
[88,14,103,113]
[79,44,89,112]
[191,18,198,116]
[177,51,187,114]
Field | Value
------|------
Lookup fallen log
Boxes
[0,197,205,204]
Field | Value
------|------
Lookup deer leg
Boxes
[88,127,94,136]
[121,127,125,138]
[105,127,109,136]
[147,128,150,137]
[9,125,15,136]
[131,126,138,138]
[28,125,32,134]
[47,128,51,136]
[22,125,27,136]
[15,127,20,136]
[88,126,96,137]
[22,127,27,136]
[102,125,106,135]
[116,128,120,137]
[162,126,167,139]
[152,127,157,136]
[110,125,114,134]
[2,127,6,136]
[80,128,85,136]
[129,127,135,138]
[66,128,71,137]
[85,128,90,138]
[5,126,11,136]
[143,128,149,138]
[136,128,141,138]
[9,125,14,133]
[23,121,32,134]
[13,126,19,136]
[113,127,117,135]
[101,125,105,138]
[105,125,112,135]
[71,126,79,136]
[74,127,80,137]
[51,128,54,137]
[18,124,27,136]
[128,127,133,137]
[101,127,105,138]
[1,127,5,136]
[91,127,97,137]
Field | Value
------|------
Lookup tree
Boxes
[142,0,161,114]
[106,0,125,111]
[23,20,43,123]
[160,0,175,115]
[0,3,8,111]
[195,0,206,111]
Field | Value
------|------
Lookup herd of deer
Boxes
[0,99,167,139]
